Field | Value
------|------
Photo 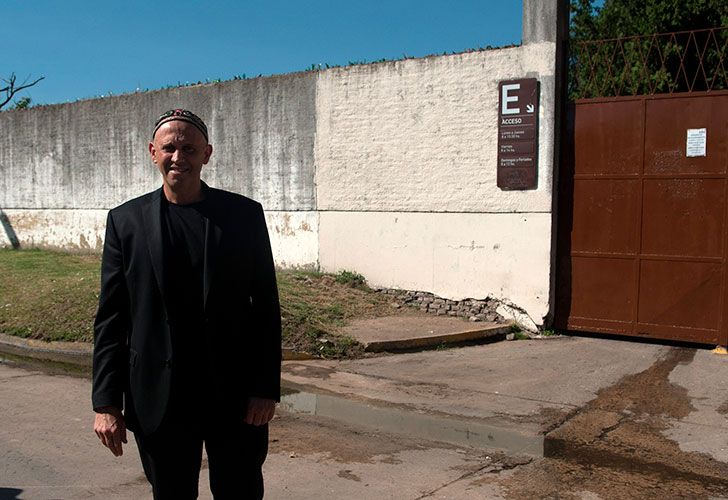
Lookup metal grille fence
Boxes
[571,27,728,99]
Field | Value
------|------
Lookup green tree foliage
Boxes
[569,0,728,98]
[10,97,32,110]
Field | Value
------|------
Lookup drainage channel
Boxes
[280,388,544,457]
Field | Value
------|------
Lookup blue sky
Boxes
[2,0,522,106]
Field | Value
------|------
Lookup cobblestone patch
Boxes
[376,288,506,323]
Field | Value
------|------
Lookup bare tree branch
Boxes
[0,73,45,110]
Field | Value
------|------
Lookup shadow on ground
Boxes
[0,489,23,500]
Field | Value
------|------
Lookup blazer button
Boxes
[164,359,172,368]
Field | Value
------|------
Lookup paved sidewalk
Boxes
[281,335,728,483]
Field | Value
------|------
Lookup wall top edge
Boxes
[316,42,525,74]
[0,42,542,115]
[0,69,319,116]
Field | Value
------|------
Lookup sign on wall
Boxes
[497,78,539,190]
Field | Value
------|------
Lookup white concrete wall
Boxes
[0,75,317,211]
[265,211,319,269]
[0,209,318,269]
[0,210,108,251]
[315,43,557,323]
[0,73,320,269]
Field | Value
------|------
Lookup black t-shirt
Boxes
[162,196,211,415]
[164,198,206,322]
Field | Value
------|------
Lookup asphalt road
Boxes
[0,359,509,499]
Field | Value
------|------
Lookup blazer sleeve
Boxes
[249,202,282,401]
[92,211,131,411]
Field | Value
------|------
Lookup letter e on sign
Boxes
[501,84,521,115]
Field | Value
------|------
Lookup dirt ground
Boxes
[493,347,728,500]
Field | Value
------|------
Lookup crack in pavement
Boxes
[596,413,626,441]
[0,373,43,382]
[413,454,533,499]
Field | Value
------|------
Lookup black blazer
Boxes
[92,184,281,436]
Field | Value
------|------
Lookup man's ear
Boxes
[202,144,213,165]
[148,142,156,162]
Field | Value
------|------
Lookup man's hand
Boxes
[93,406,127,456]
[244,397,276,426]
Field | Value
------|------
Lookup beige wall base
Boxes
[318,211,551,323]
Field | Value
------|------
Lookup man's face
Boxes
[148,121,212,193]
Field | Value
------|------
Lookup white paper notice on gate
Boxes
[686,128,707,157]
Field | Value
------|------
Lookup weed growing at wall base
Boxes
[334,270,367,289]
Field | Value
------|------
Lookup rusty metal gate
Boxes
[555,28,728,345]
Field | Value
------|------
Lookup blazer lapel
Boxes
[141,188,168,303]
[203,188,223,313]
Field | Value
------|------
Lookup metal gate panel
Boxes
[644,96,728,176]
[569,256,636,333]
[574,100,643,175]
[572,179,640,254]
[637,260,722,342]
[556,91,728,345]
[640,179,725,258]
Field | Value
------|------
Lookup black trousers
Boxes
[134,409,268,500]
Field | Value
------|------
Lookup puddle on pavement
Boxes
[280,389,543,457]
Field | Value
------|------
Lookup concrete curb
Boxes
[0,323,514,365]
[0,333,315,365]
[362,323,512,352]
[0,333,93,367]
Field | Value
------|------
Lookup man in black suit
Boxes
[92,109,281,499]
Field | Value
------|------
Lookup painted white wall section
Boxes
[0,210,108,251]
[318,211,551,322]
[0,209,318,269]
[264,211,319,269]
[315,43,556,213]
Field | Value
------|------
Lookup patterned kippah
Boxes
[152,109,209,142]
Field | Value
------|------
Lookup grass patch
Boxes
[0,250,400,358]
[0,249,100,342]
[540,328,559,337]
[277,270,397,358]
